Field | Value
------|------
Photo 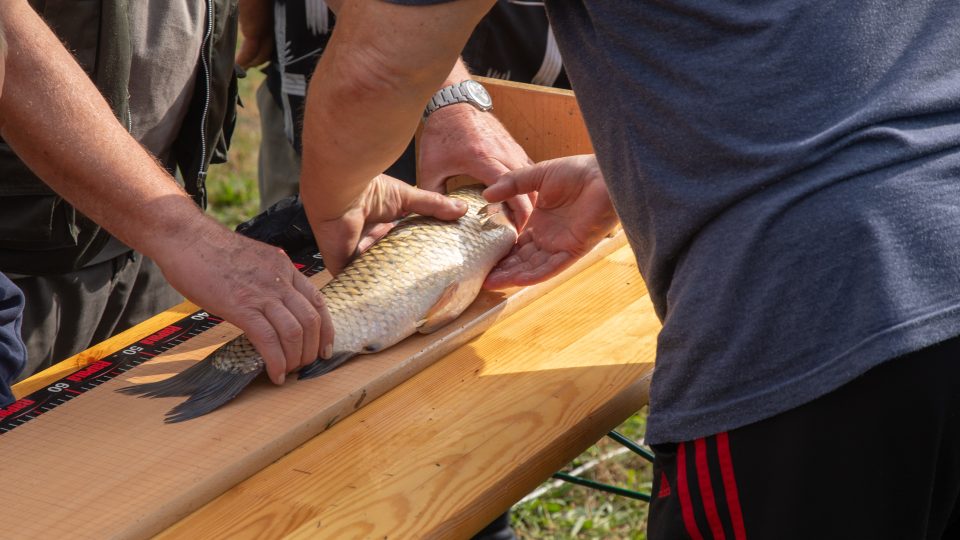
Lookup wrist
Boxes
[422,79,492,121]
[140,198,220,264]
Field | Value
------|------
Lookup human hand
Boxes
[156,215,333,385]
[236,0,273,68]
[302,174,468,276]
[418,105,534,229]
[482,154,619,289]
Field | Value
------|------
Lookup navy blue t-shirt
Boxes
[391,0,960,444]
[0,273,26,407]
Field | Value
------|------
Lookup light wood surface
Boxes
[478,76,594,162]
[159,245,655,539]
[5,78,656,539]
[1,234,630,539]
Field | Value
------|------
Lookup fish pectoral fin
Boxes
[298,351,358,380]
[417,282,463,334]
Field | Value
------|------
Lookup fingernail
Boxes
[278,373,286,385]
[322,344,333,359]
[455,200,467,211]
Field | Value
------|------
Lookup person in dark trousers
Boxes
[294,1,960,538]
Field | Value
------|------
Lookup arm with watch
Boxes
[418,61,535,226]
[298,0,534,276]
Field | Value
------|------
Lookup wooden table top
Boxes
[11,244,656,539]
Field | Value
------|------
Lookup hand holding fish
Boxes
[303,173,469,276]
[418,103,535,230]
[155,213,333,386]
[122,186,516,422]
[482,154,619,289]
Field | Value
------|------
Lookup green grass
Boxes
[205,69,265,229]
[512,411,652,539]
[207,70,654,540]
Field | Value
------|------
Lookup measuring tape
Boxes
[0,248,325,435]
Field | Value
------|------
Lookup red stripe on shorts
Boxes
[695,437,726,539]
[677,441,705,540]
[716,431,747,539]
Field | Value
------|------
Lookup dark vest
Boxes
[0,0,239,275]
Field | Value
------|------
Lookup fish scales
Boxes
[119,185,518,422]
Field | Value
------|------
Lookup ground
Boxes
[205,68,654,539]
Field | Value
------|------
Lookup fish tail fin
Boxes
[162,366,262,423]
[298,352,357,380]
[117,342,264,422]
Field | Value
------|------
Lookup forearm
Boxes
[299,0,493,220]
[0,1,210,262]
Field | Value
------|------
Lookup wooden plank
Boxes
[478,76,594,163]
[0,233,626,540]
[160,245,655,539]
[12,302,200,399]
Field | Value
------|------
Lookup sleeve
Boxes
[0,274,27,407]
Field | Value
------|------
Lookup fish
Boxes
[118,185,518,422]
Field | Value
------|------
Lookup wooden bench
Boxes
[3,79,658,539]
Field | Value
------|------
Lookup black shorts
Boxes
[648,335,960,539]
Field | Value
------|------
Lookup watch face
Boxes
[463,80,493,109]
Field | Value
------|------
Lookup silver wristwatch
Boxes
[423,80,493,120]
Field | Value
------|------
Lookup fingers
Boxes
[262,300,304,376]
[318,293,335,361]
[288,266,335,363]
[358,222,395,253]
[504,194,533,231]
[288,272,324,366]
[482,236,574,289]
[482,163,548,203]
[398,183,468,220]
[241,314,289,385]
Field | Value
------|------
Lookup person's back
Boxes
[263,0,960,536]
[545,0,960,444]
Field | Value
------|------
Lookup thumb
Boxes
[399,184,469,220]
[311,216,363,276]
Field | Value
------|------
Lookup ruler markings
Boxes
[0,248,324,434]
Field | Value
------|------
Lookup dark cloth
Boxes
[264,0,567,155]
[11,253,182,379]
[649,336,960,539]
[470,511,516,540]
[539,0,960,444]
[0,274,26,406]
[389,0,960,448]
[235,194,315,253]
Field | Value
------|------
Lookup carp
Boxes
[119,185,518,422]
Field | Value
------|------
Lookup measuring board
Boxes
[0,248,325,434]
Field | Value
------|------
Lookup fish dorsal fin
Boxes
[417,282,463,334]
